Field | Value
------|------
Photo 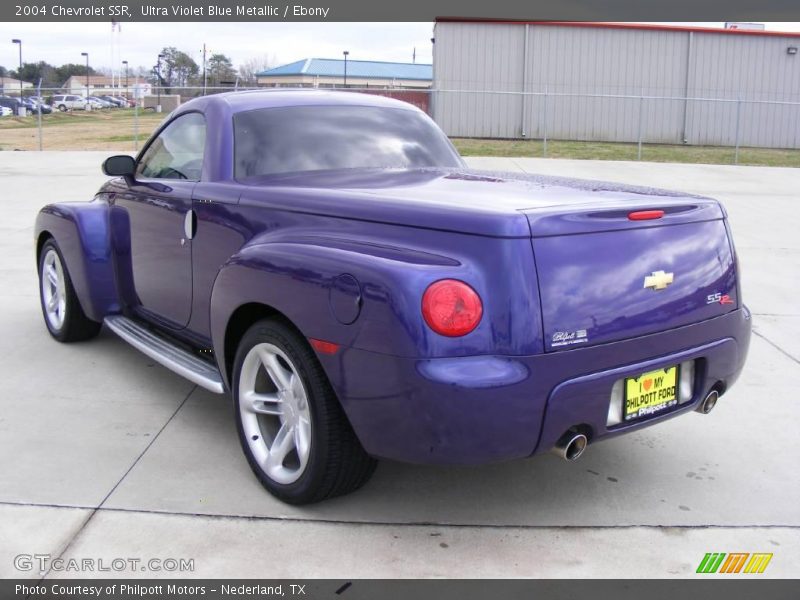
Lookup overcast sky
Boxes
[1,21,798,74]
[0,22,436,73]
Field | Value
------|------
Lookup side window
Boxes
[137,112,206,181]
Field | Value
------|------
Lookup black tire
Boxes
[232,318,376,504]
[57,104,67,112]
[38,239,102,343]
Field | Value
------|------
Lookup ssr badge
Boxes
[707,292,734,305]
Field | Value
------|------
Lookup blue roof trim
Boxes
[257,58,432,81]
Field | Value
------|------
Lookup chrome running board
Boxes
[104,315,225,394]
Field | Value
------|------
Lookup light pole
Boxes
[122,60,129,100]
[343,50,349,88]
[11,39,22,100]
[156,53,164,112]
[80,52,89,100]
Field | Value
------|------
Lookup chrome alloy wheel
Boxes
[41,248,67,331]
[238,343,312,485]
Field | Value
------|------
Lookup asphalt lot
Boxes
[0,152,798,578]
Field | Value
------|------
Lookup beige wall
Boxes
[64,78,147,97]
[141,94,181,112]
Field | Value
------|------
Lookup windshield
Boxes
[233,105,463,179]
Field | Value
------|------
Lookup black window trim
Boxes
[135,109,207,182]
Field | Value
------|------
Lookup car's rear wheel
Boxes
[233,319,376,504]
[57,104,67,112]
[38,239,101,342]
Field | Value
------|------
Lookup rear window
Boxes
[233,105,462,179]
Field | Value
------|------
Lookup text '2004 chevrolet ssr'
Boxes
[35,91,751,504]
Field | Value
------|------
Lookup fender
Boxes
[209,232,545,389]
[34,200,119,323]
[210,240,442,365]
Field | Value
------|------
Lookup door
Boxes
[115,111,206,329]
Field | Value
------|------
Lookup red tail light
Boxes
[628,210,664,221]
[421,279,483,337]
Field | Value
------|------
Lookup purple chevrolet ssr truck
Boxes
[34,91,751,504]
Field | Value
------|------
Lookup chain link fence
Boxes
[2,85,799,166]
[0,85,432,153]
[432,88,800,163]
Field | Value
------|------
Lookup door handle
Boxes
[183,209,197,241]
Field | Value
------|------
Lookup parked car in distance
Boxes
[86,96,113,109]
[114,96,133,107]
[19,97,38,115]
[0,105,12,117]
[52,95,87,111]
[34,90,751,505]
[0,95,26,115]
[27,98,52,114]
[24,96,53,115]
[29,96,53,113]
[99,95,125,108]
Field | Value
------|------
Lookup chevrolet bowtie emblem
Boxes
[643,270,674,290]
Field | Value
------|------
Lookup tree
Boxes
[0,65,7,78]
[14,61,59,87]
[158,46,199,92]
[54,63,98,85]
[206,53,237,86]
[238,54,276,86]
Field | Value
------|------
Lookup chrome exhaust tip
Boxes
[698,390,719,414]
[551,432,588,461]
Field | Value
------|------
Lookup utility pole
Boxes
[202,43,207,95]
[81,52,89,105]
[156,53,164,112]
[11,39,22,101]
[343,50,349,88]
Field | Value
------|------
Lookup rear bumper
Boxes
[323,307,751,464]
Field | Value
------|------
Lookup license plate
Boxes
[624,366,678,421]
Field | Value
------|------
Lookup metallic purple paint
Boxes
[34,90,751,465]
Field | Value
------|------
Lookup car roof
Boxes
[178,88,422,115]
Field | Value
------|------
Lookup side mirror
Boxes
[102,155,136,178]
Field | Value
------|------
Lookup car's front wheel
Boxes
[38,239,101,342]
[233,319,376,504]
[57,104,67,112]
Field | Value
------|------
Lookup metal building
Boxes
[432,21,800,148]
[257,59,431,89]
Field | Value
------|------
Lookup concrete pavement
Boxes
[0,152,798,578]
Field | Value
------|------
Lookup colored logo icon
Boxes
[696,552,773,574]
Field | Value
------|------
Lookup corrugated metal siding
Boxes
[433,23,525,138]
[686,33,800,147]
[433,22,800,148]
[524,25,688,143]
